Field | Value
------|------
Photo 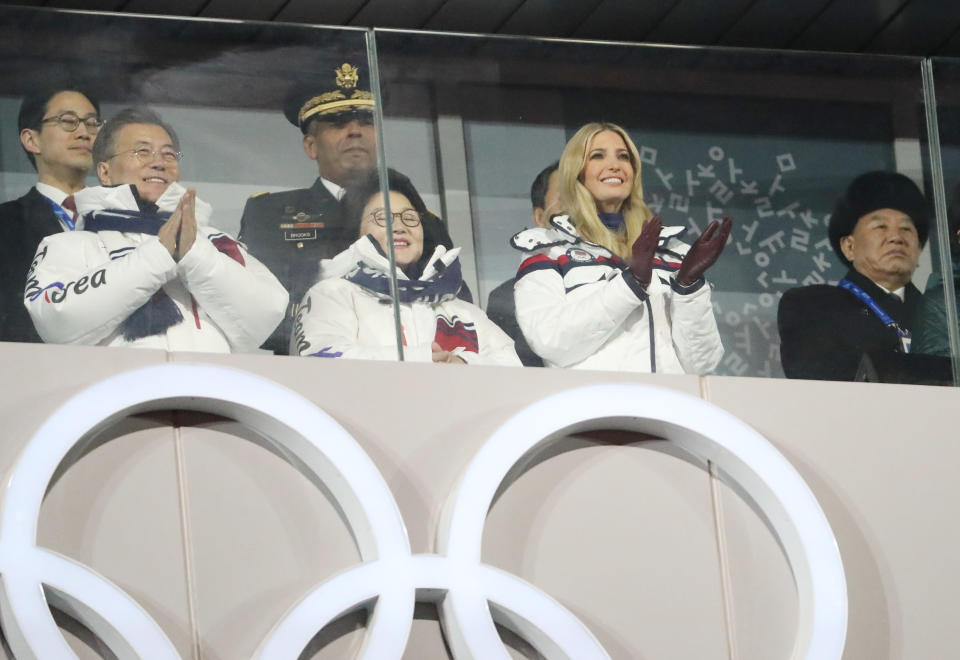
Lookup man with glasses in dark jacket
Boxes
[0,83,101,342]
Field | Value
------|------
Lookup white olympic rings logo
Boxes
[0,364,847,659]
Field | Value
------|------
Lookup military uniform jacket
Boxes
[777,268,922,381]
[0,187,64,343]
[238,178,354,354]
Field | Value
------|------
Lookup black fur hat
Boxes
[828,171,928,267]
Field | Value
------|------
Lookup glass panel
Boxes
[923,57,960,384]
[373,29,953,382]
[0,6,384,359]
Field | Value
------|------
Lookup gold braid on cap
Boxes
[298,63,375,125]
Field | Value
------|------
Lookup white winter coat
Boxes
[512,215,723,373]
[24,183,288,352]
[293,236,521,366]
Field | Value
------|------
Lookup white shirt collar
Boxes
[320,177,345,201]
[34,182,70,207]
[877,283,906,301]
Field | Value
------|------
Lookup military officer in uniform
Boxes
[239,62,377,354]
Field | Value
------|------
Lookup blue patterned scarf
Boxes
[83,208,183,341]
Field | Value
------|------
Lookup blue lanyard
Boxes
[45,197,76,231]
[838,278,911,353]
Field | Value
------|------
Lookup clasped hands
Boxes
[432,341,466,364]
[158,188,199,262]
[629,215,732,289]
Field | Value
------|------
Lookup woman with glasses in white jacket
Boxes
[293,169,520,366]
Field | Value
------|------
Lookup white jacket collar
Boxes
[73,183,213,227]
[320,235,461,282]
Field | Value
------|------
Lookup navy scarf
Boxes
[345,255,463,304]
[84,207,183,341]
[598,212,624,230]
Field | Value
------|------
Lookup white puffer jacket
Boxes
[512,215,723,374]
[24,183,288,352]
[293,236,521,366]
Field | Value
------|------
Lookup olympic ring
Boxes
[0,365,847,659]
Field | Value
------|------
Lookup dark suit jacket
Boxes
[486,277,543,367]
[0,187,63,343]
[777,268,922,381]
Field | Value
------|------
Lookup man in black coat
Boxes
[778,171,927,381]
[0,84,101,342]
[485,162,559,367]
[238,62,377,354]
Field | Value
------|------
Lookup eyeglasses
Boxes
[41,112,104,132]
[368,208,422,228]
[108,147,183,165]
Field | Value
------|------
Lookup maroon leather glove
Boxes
[676,216,732,286]
[628,215,662,289]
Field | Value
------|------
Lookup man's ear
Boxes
[20,128,40,156]
[96,161,112,185]
[303,132,317,160]
[840,235,855,263]
[532,207,546,228]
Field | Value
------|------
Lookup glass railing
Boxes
[0,5,956,385]
[371,28,955,383]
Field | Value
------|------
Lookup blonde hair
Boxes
[553,122,652,258]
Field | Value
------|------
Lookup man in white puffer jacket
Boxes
[23,108,288,352]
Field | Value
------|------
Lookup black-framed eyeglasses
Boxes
[108,147,183,165]
[41,112,104,132]
[368,208,422,228]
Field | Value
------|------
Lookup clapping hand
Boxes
[158,188,199,262]
[675,217,732,286]
[628,215,662,289]
[432,341,466,364]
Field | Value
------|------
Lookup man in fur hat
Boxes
[778,170,928,380]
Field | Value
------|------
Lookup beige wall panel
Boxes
[0,342,165,473]
[177,420,364,659]
[39,421,193,657]
[0,343,191,655]
[484,439,729,659]
[167,353,704,553]
[166,352,719,657]
[704,375,960,660]
[709,473,797,659]
[13,342,944,658]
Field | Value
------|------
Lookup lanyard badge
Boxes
[838,278,911,353]
[45,197,76,231]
